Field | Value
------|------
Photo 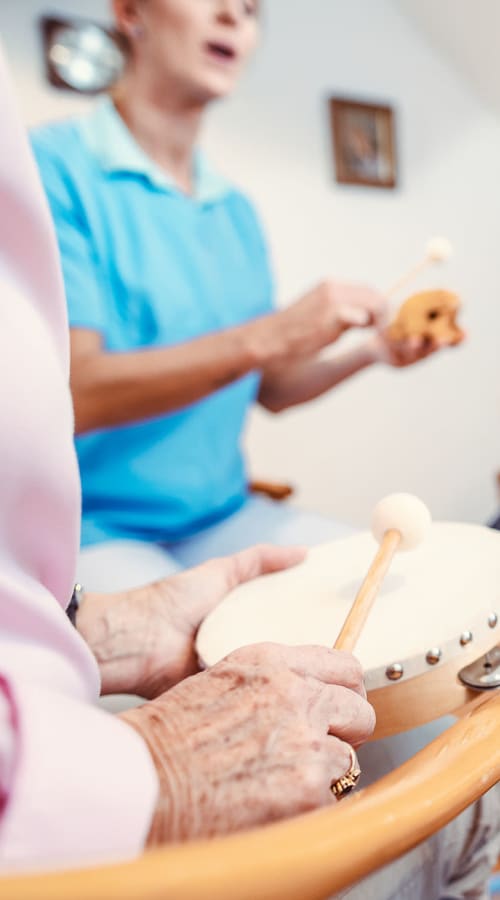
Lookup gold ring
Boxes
[330,746,361,799]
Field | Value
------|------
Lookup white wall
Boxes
[398,0,500,117]
[2,0,500,527]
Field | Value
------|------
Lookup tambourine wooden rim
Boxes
[365,607,498,690]
[365,606,499,736]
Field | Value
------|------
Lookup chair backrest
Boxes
[1,692,499,900]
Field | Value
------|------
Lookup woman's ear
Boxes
[112,0,145,41]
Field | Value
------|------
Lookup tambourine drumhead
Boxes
[197,523,500,690]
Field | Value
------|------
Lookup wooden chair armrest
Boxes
[249,479,294,502]
[2,692,499,900]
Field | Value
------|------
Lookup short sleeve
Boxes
[225,190,276,316]
[30,133,107,333]
[242,196,276,314]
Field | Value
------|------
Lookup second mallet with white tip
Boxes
[334,493,431,652]
[387,236,454,300]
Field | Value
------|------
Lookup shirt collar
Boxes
[78,95,231,203]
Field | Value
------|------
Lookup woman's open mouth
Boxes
[205,42,238,65]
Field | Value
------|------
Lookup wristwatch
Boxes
[67,582,85,626]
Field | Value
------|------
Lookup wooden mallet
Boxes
[334,494,431,652]
[337,236,453,329]
[387,237,453,301]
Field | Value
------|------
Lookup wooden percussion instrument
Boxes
[197,522,500,739]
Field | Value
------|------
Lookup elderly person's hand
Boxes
[120,643,376,842]
[76,545,306,699]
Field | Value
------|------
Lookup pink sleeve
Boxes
[0,676,158,871]
[0,46,158,870]
[0,681,17,823]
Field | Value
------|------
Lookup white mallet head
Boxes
[371,493,431,552]
[426,236,453,263]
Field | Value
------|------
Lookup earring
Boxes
[131,23,145,39]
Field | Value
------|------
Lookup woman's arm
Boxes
[71,280,387,435]
[0,665,158,870]
[71,322,270,434]
[258,333,449,413]
[258,343,379,413]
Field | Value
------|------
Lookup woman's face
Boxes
[117,0,260,103]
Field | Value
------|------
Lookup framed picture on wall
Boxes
[329,98,397,189]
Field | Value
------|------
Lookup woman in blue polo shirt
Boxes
[32,0,448,591]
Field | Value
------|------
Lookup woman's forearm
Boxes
[71,279,390,434]
[258,340,380,412]
[71,319,281,435]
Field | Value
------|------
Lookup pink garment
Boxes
[0,48,158,870]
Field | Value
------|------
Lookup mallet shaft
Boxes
[334,529,401,652]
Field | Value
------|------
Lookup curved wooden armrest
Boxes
[249,479,294,502]
[2,693,499,900]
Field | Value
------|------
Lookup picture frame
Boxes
[329,97,397,189]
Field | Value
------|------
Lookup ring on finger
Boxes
[330,746,361,799]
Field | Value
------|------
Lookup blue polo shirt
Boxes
[31,98,274,547]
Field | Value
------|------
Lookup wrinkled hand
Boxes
[76,545,306,699]
[120,643,376,842]
[368,330,463,368]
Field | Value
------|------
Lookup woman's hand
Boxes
[366,330,463,368]
[120,643,376,843]
[252,280,389,369]
[76,544,306,699]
